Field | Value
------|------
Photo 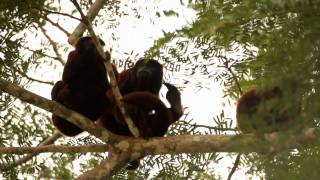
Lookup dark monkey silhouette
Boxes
[51,37,111,136]
[97,59,183,170]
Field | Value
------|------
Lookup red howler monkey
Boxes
[97,83,183,138]
[98,59,182,137]
[236,87,297,134]
[97,83,182,170]
[96,59,183,170]
[51,36,111,136]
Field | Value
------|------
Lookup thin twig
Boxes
[42,16,71,36]
[223,60,243,95]
[39,25,66,65]
[13,67,54,85]
[227,153,242,180]
[33,7,82,21]
[70,0,140,137]
[0,144,110,154]
[23,46,61,61]
[179,121,238,132]
[0,131,61,171]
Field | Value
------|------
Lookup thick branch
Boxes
[68,0,109,45]
[0,78,124,143]
[70,0,140,137]
[116,128,320,156]
[75,128,320,179]
[5,130,314,155]
[0,144,110,154]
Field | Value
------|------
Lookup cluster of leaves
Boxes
[144,0,320,179]
[0,0,50,118]
[0,0,45,81]
[0,0,58,178]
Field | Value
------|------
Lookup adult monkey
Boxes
[97,59,183,170]
[51,36,112,136]
[236,87,300,134]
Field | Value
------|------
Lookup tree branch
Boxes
[79,127,320,179]
[0,144,110,154]
[0,131,62,171]
[224,57,243,180]
[23,46,62,61]
[0,77,318,178]
[70,0,140,137]
[179,120,238,132]
[227,153,242,180]
[39,25,66,65]
[68,0,109,45]
[222,58,243,95]
[115,128,319,156]
[5,130,315,156]
[42,16,71,37]
[13,67,54,85]
[33,7,82,21]
[0,78,125,143]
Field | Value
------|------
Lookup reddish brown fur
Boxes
[51,36,111,136]
[96,59,183,170]
[117,59,163,95]
[236,87,293,134]
[98,59,182,137]
[97,91,174,138]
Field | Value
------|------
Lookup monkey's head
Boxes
[134,59,163,94]
[75,36,105,52]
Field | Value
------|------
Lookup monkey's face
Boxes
[134,59,163,93]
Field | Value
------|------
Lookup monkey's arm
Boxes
[164,83,183,122]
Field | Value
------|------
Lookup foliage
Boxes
[146,0,320,179]
[1,0,320,179]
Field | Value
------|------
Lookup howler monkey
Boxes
[99,59,183,137]
[97,59,183,170]
[236,87,298,134]
[98,83,183,138]
[97,83,182,170]
[51,36,111,136]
